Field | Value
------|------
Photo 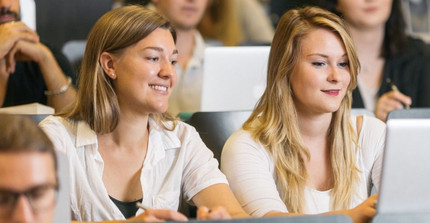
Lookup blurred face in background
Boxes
[152,0,209,31]
[0,152,57,223]
[336,0,392,30]
[0,0,20,24]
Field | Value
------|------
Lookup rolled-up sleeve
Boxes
[181,128,228,202]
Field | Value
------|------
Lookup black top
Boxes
[109,195,142,219]
[2,44,76,107]
[352,37,430,108]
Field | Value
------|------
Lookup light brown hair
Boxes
[63,5,177,134]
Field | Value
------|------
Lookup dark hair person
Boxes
[319,0,430,121]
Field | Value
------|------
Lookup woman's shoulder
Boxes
[227,128,257,145]
[223,128,267,156]
[39,115,73,131]
[39,115,89,142]
[352,115,386,152]
[402,36,430,57]
[361,115,386,133]
[350,115,386,133]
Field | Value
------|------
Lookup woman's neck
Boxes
[98,112,150,152]
[175,29,196,71]
[296,112,332,143]
[348,23,385,60]
[349,23,386,90]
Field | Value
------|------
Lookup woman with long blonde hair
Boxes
[222,6,384,223]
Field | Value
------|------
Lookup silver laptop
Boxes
[377,119,430,214]
[54,152,70,223]
[200,46,270,112]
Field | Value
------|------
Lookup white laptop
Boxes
[377,119,430,214]
[200,46,270,112]
[54,152,70,223]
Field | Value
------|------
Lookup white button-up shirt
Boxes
[40,116,227,221]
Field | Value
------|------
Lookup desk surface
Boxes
[130,215,352,223]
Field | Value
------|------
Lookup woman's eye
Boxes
[312,62,325,67]
[171,60,177,65]
[338,61,349,67]
[147,57,159,62]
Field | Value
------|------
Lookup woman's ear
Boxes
[99,52,117,80]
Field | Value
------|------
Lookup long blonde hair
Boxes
[243,6,361,213]
[62,5,177,134]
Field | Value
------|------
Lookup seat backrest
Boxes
[188,111,252,162]
[387,108,430,120]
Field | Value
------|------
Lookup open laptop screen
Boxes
[377,119,430,214]
[200,46,270,112]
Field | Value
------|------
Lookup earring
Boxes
[111,73,116,78]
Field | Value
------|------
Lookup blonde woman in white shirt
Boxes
[40,5,247,222]
[222,7,384,223]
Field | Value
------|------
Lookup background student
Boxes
[0,0,76,112]
[222,7,384,223]
[0,115,58,223]
[319,0,430,121]
[40,5,247,222]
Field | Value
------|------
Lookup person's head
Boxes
[152,0,209,31]
[244,6,360,213]
[262,5,359,123]
[0,115,58,223]
[319,0,407,57]
[0,0,20,24]
[66,5,177,134]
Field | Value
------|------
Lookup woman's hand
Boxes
[374,91,412,121]
[345,194,378,223]
[129,209,188,222]
[197,206,232,220]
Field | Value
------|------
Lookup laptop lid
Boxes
[200,46,270,112]
[54,152,70,223]
[377,119,430,214]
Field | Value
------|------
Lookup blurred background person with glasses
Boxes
[0,115,58,223]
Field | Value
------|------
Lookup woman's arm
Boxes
[192,183,249,219]
[264,194,378,223]
[71,209,188,222]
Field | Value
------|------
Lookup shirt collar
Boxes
[147,118,181,150]
[142,118,182,169]
[74,118,181,151]
[75,120,98,148]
